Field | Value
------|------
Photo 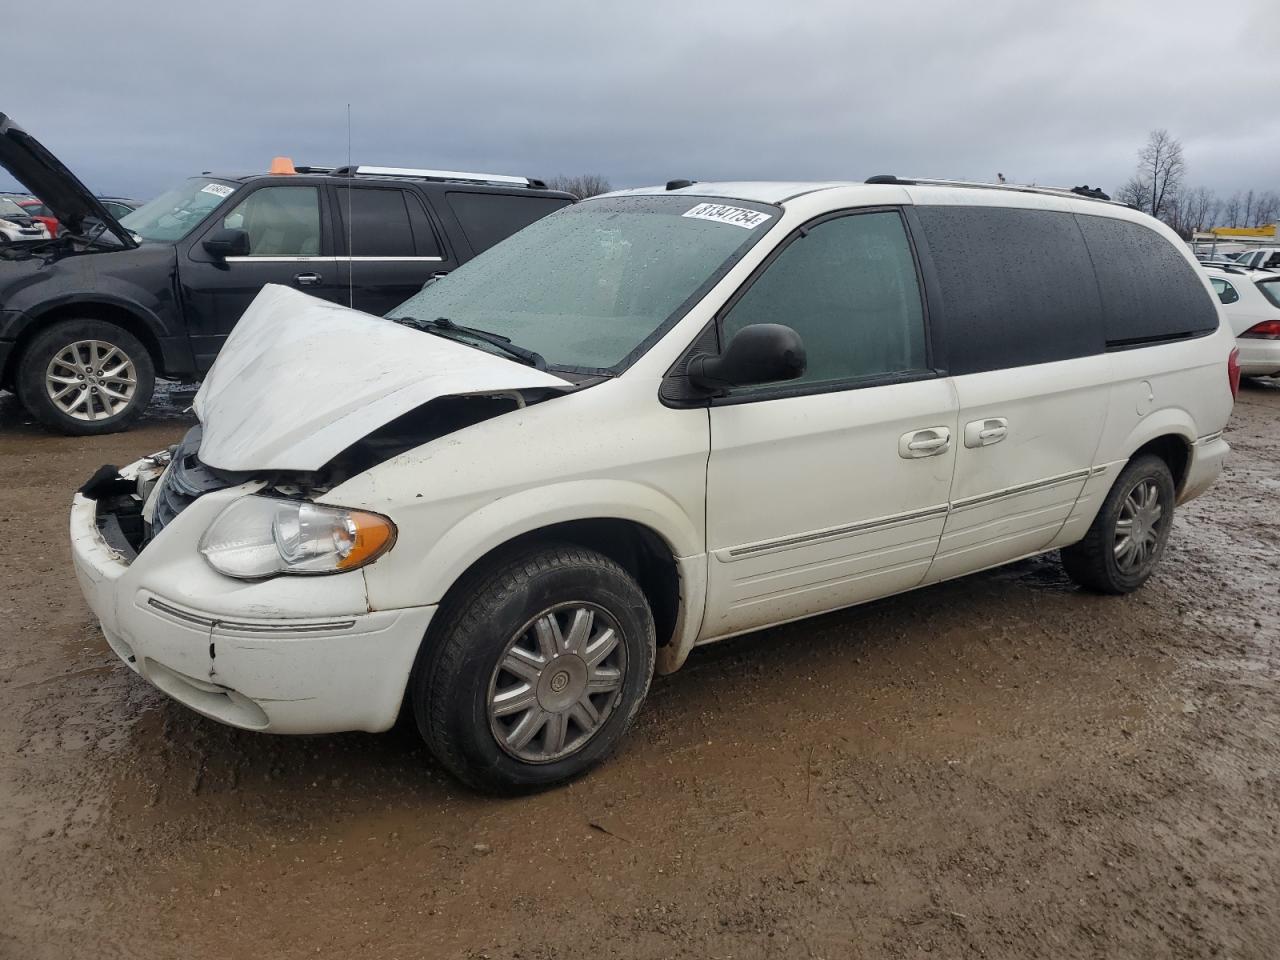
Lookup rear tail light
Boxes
[1240,319,1280,340]
[1228,347,1241,399]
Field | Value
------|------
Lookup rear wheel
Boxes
[1061,454,1175,594]
[414,544,656,793]
[15,318,155,435]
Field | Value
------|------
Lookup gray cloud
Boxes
[4,0,1278,202]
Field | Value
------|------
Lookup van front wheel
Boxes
[1061,454,1175,594]
[415,544,656,793]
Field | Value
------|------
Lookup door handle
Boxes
[293,272,322,286]
[963,417,1008,448]
[898,426,952,459]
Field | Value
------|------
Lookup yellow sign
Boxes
[1211,225,1276,238]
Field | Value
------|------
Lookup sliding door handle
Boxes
[964,418,1008,448]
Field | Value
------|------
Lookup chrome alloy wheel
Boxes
[487,602,627,763]
[45,339,138,421]
[1114,477,1165,574]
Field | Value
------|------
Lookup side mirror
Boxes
[687,323,807,392]
[202,227,250,259]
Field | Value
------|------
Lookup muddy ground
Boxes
[1,380,1277,959]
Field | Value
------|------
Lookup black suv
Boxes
[0,114,574,434]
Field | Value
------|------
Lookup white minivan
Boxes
[70,177,1238,791]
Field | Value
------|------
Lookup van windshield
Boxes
[120,178,238,243]
[389,195,778,372]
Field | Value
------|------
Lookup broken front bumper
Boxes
[69,461,435,734]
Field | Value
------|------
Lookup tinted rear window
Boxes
[445,192,571,254]
[1075,214,1219,347]
[914,205,1104,375]
[335,186,416,257]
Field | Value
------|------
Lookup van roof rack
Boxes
[328,165,546,189]
[864,175,1126,206]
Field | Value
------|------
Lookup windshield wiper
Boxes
[390,316,547,370]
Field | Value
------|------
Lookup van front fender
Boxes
[361,478,704,615]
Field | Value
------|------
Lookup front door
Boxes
[180,183,345,370]
[701,208,958,641]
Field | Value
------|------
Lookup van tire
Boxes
[414,544,656,793]
[1061,454,1176,594]
[15,319,155,435]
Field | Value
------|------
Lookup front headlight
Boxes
[199,496,396,579]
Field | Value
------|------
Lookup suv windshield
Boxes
[390,195,778,372]
[120,178,238,243]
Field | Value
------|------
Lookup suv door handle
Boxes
[963,417,1008,448]
[293,272,322,286]
[899,427,952,459]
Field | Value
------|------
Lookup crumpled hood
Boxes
[0,112,136,246]
[194,285,572,472]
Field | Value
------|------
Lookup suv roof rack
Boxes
[329,165,547,189]
[864,174,1126,206]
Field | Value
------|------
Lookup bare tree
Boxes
[1115,176,1152,212]
[544,174,612,199]
[1254,191,1280,227]
[1242,189,1256,226]
[1222,192,1242,227]
[1186,186,1220,233]
[1128,129,1186,219]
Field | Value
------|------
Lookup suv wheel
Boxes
[415,544,656,793]
[16,319,155,435]
[1061,454,1175,594]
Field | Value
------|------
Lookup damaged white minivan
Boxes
[71,178,1237,791]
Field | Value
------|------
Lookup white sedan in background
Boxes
[1205,266,1280,378]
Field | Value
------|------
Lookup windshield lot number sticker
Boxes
[201,183,235,198]
[682,203,771,229]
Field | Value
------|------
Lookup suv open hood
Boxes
[194,285,572,472]
[0,113,137,247]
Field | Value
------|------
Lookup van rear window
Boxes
[1075,215,1219,348]
[913,205,1105,375]
[446,192,572,254]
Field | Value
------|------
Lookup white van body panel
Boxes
[69,180,1236,737]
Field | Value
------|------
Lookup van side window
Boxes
[221,186,321,256]
[446,192,572,254]
[913,205,1104,374]
[1210,277,1239,305]
[1076,214,1219,347]
[721,210,927,389]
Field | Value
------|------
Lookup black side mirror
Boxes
[202,227,250,259]
[687,323,807,392]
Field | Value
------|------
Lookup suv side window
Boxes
[335,186,437,257]
[1210,277,1239,305]
[721,210,927,390]
[221,185,321,256]
[1076,214,1219,346]
[445,191,571,254]
[914,205,1104,374]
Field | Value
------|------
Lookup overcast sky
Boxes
[4,0,1277,201]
